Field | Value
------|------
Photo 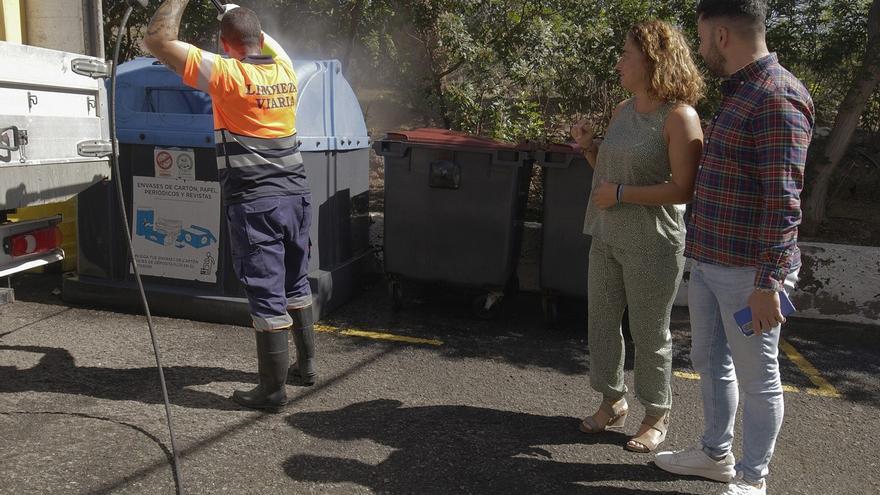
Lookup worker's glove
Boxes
[217,3,239,21]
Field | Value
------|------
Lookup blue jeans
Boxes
[687,260,798,484]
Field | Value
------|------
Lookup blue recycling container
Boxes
[65,56,372,324]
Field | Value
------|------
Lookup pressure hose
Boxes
[109,1,184,492]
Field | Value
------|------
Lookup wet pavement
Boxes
[1,273,878,494]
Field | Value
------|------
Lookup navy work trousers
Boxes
[226,194,312,330]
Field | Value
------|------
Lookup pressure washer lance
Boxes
[109,0,183,492]
[209,0,226,56]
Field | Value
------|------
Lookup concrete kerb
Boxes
[0,287,13,305]
[369,213,880,326]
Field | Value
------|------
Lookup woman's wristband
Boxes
[616,184,624,204]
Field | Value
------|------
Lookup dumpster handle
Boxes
[491,150,526,168]
[374,140,410,159]
[534,150,577,169]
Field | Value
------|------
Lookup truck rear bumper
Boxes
[0,248,64,278]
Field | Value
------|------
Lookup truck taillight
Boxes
[4,226,62,257]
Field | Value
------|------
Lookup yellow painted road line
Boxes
[674,371,701,381]
[779,338,842,398]
[315,324,444,347]
[673,371,800,394]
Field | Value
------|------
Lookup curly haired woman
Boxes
[570,19,704,453]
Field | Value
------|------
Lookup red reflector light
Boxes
[7,226,62,257]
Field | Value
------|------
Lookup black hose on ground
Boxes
[109,3,184,494]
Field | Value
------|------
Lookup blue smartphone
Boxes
[734,291,796,337]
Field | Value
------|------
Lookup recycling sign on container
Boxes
[154,147,196,180]
[130,175,220,283]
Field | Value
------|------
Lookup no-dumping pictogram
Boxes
[156,151,173,170]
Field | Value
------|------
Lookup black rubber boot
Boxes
[290,325,317,386]
[288,306,317,386]
[232,330,289,412]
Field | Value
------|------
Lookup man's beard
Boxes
[705,42,727,77]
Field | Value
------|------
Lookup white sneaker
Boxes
[720,473,767,495]
[654,444,736,482]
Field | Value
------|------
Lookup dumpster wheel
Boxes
[471,275,519,320]
[472,292,503,320]
[541,294,559,327]
[389,280,404,312]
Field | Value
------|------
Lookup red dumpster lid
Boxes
[384,128,530,151]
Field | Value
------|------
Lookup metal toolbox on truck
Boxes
[0,41,110,278]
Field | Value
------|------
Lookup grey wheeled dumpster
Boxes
[63,57,371,325]
[374,129,533,318]
[536,143,593,324]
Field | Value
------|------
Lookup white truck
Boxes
[0,1,110,299]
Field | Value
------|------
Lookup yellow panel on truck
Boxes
[8,200,78,272]
[0,0,26,44]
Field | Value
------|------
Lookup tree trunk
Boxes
[423,33,452,128]
[803,0,880,234]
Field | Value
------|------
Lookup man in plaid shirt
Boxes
[655,2,814,494]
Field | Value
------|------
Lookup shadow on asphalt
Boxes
[283,399,692,494]
[322,280,693,380]
[0,344,252,411]
[3,272,67,307]
[322,279,595,376]
[9,273,880,408]
[782,318,880,408]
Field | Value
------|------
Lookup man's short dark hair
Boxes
[697,0,767,34]
[220,7,262,50]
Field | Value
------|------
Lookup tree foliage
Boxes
[802,0,880,231]
[107,0,879,139]
[103,0,219,63]
[767,0,878,128]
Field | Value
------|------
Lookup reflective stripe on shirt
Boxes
[215,129,308,203]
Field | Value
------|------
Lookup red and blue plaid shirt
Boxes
[685,54,815,291]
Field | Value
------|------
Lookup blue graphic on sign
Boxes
[175,225,217,248]
[135,208,216,250]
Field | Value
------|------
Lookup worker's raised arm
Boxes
[261,31,293,67]
[143,0,197,76]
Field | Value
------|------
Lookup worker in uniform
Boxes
[143,1,317,411]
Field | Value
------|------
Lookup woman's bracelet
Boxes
[616,184,624,204]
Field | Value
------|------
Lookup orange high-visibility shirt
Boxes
[183,46,297,139]
[181,41,308,203]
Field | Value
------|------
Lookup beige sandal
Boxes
[579,398,628,433]
[625,413,670,453]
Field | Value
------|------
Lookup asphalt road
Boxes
[1,273,878,495]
